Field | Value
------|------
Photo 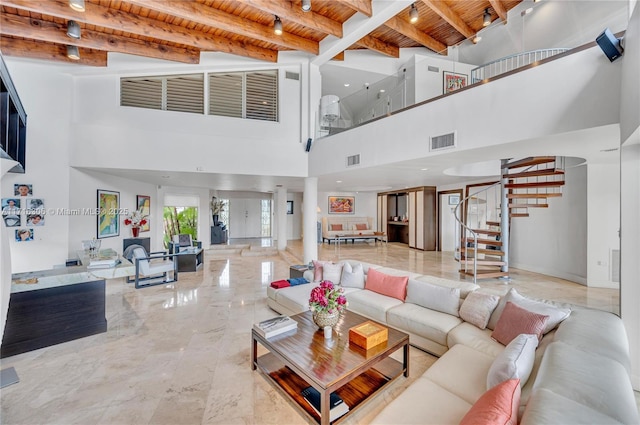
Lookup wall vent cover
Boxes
[430,132,456,151]
[427,65,439,73]
[285,71,300,80]
[346,154,361,167]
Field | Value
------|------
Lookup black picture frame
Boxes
[287,200,294,215]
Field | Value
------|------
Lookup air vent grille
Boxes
[346,154,360,167]
[285,71,300,80]
[427,66,439,73]
[430,132,456,151]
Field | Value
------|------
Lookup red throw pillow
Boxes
[459,379,521,425]
[330,224,343,231]
[491,302,549,345]
[365,268,408,301]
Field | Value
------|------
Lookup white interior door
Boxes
[439,194,457,252]
[228,199,263,238]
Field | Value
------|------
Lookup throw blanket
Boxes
[288,277,309,286]
[270,280,290,289]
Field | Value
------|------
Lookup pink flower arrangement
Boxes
[309,280,347,315]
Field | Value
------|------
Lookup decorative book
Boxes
[301,386,349,422]
[349,320,388,350]
[253,316,297,339]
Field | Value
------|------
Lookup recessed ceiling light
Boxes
[336,180,342,183]
[161,175,170,178]
[379,89,385,93]
[420,168,428,171]
[344,83,350,87]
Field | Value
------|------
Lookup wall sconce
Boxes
[409,3,419,24]
[483,9,491,27]
[274,16,283,35]
[68,0,85,12]
[66,45,80,60]
[67,20,81,39]
[301,0,311,12]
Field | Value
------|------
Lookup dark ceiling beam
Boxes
[246,0,343,38]
[0,0,278,62]
[420,0,475,39]
[0,14,201,64]
[384,16,447,54]
[124,0,319,54]
[0,37,107,66]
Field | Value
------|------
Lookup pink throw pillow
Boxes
[365,268,408,301]
[355,223,368,230]
[312,260,325,282]
[459,379,521,425]
[492,302,549,346]
[330,224,343,231]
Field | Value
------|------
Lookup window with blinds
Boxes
[121,74,203,114]
[209,70,278,122]
[120,70,278,122]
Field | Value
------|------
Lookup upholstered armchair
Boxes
[127,245,178,288]
[170,234,202,254]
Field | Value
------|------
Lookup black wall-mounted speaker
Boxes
[305,138,313,152]
[596,28,623,62]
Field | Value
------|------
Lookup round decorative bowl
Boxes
[312,310,340,329]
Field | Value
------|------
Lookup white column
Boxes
[303,177,318,264]
[276,186,287,251]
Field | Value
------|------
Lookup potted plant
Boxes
[210,197,225,226]
[309,280,347,329]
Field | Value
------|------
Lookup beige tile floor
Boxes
[0,239,637,424]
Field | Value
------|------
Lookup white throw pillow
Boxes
[487,288,571,333]
[322,262,343,285]
[405,279,460,316]
[487,333,539,389]
[460,291,500,329]
[341,262,365,289]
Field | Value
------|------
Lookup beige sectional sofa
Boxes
[321,216,375,243]
[266,259,639,425]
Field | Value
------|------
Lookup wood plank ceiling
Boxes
[0,0,523,67]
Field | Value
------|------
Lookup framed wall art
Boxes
[443,71,467,94]
[14,183,32,196]
[448,194,460,205]
[97,189,120,239]
[286,200,294,215]
[328,196,355,214]
[2,198,21,227]
[136,195,151,232]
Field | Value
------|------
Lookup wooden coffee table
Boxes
[251,310,409,425]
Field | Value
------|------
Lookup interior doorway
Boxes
[228,198,270,239]
[437,189,463,252]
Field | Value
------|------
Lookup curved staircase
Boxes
[455,156,565,283]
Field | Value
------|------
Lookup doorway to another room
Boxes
[438,189,463,252]
[163,194,199,249]
[228,198,271,239]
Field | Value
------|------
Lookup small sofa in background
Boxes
[321,216,375,244]
[266,259,639,425]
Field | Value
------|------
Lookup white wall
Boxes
[287,192,303,240]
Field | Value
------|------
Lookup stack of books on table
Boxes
[87,257,119,269]
[301,386,349,422]
[253,316,297,339]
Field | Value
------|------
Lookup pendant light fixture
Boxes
[66,45,80,60]
[483,9,491,27]
[67,20,81,39]
[409,3,419,24]
[68,0,85,12]
[274,16,283,35]
[301,0,311,12]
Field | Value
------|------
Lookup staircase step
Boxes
[463,237,502,246]
[508,203,549,208]
[469,229,501,236]
[503,169,564,179]
[505,156,556,169]
[458,247,505,256]
[507,193,561,199]
[460,259,506,266]
[505,181,565,189]
[511,213,530,218]
[460,270,510,279]
[486,221,501,227]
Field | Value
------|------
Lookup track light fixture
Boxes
[409,3,419,24]
[483,8,491,27]
[66,45,80,60]
[68,0,85,12]
[273,16,283,35]
[67,20,81,39]
[472,34,482,44]
[301,0,311,12]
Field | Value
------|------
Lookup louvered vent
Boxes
[120,77,163,110]
[346,154,360,167]
[430,132,456,151]
[166,74,204,114]
[246,71,278,122]
[611,249,620,283]
[427,66,439,73]
[209,73,243,118]
[285,71,299,80]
